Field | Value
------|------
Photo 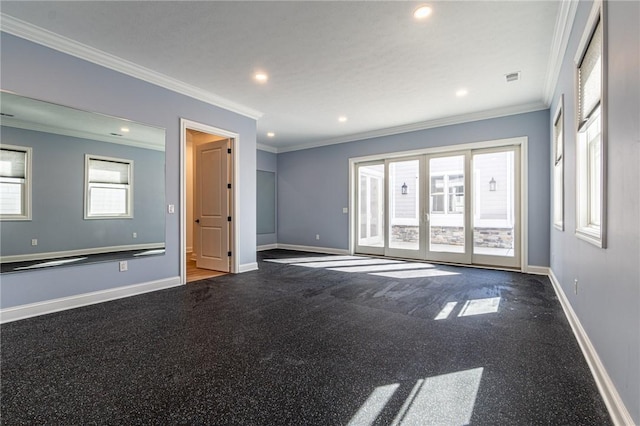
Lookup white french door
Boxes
[354,145,521,269]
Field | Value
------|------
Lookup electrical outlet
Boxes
[342,207,348,214]
[167,204,175,214]
[119,261,128,272]
[574,279,578,294]
[132,232,137,238]
[31,239,38,246]
[315,234,320,240]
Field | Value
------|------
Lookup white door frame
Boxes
[180,118,239,284]
[349,136,530,272]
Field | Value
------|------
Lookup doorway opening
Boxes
[180,119,239,284]
[351,137,526,271]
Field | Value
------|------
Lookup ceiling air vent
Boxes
[505,72,521,83]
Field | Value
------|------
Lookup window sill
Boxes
[575,227,604,248]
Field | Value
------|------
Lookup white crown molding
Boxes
[543,0,579,105]
[0,14,263,120]
[257,143,278,154]
[275,101,547,154]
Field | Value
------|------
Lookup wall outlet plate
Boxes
[119,261,128,272]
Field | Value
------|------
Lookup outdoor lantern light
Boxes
[401,182,408,195]
[489,177,496,191]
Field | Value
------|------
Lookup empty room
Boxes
[0,1,638,424]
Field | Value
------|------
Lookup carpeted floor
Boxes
[0,250,611,425]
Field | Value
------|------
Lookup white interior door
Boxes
[195,139,230,272]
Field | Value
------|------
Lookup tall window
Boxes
[575,6,605,247]
[0,145,31,220]
[553,97,564,230]
[85,155,133,219]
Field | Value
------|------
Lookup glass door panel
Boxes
[386,158,423,258]
[427,154,469,262]
[355,163,384,255]
[472,147,520,268]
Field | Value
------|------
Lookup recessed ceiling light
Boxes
[254,72,268,83]
[456,89,468,97]
[267,132,275,138]
[120,127,130,133]
[413,5,432,20]
[338,116,348,123]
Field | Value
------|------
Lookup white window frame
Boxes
[553,95,564,231]
[0,144,32,221]
[574,0,606,248]
[430,171,465,216]
[84,154,134,219]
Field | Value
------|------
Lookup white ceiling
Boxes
[0,1,561,152]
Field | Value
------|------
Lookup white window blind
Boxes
[86,156,132,218]
[578,18,602,127]
[88,158,130,184]
[0,147,28,217]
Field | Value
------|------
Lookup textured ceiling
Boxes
[0,1,560,151]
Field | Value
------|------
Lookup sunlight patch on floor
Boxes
[348,368,484,426]
[265,256,362,264]
[347,383,399,426]
[458,297,501,317]
[371,269,459,279]
[391,368,483,425]
[292,259,403,268]
[329,263,435,273]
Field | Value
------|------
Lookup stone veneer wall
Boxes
[391,225,513,249]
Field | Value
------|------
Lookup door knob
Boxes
[195,219,200,223]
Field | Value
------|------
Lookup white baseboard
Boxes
[238,262,259,273]
[548,269,633,425]
[524,265,550,275]
[257,244,278,251]
[0,276,182,324]
[276,244,350,255]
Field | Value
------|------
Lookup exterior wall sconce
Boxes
[401,182,408,195]
[489,177,496,191]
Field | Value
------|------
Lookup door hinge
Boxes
[227,148,232,154]
[227,216,232,222]
[227,183,232,189]
[227,251,232,257]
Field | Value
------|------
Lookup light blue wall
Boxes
[0,33,257,309]
[257,149,277,246]
[1,127,165,256]
[277,110,551,267]
[549,1,639,422]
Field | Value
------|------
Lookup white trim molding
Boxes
[0,14,262,120]
[276,244,350,255]
[0,276,181,324]
[238,262,259,273]
[543,0,579,105]
[548,270,634,425]
[523,265,550,275]
[257,244,278,251]
[274,102,546,154]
